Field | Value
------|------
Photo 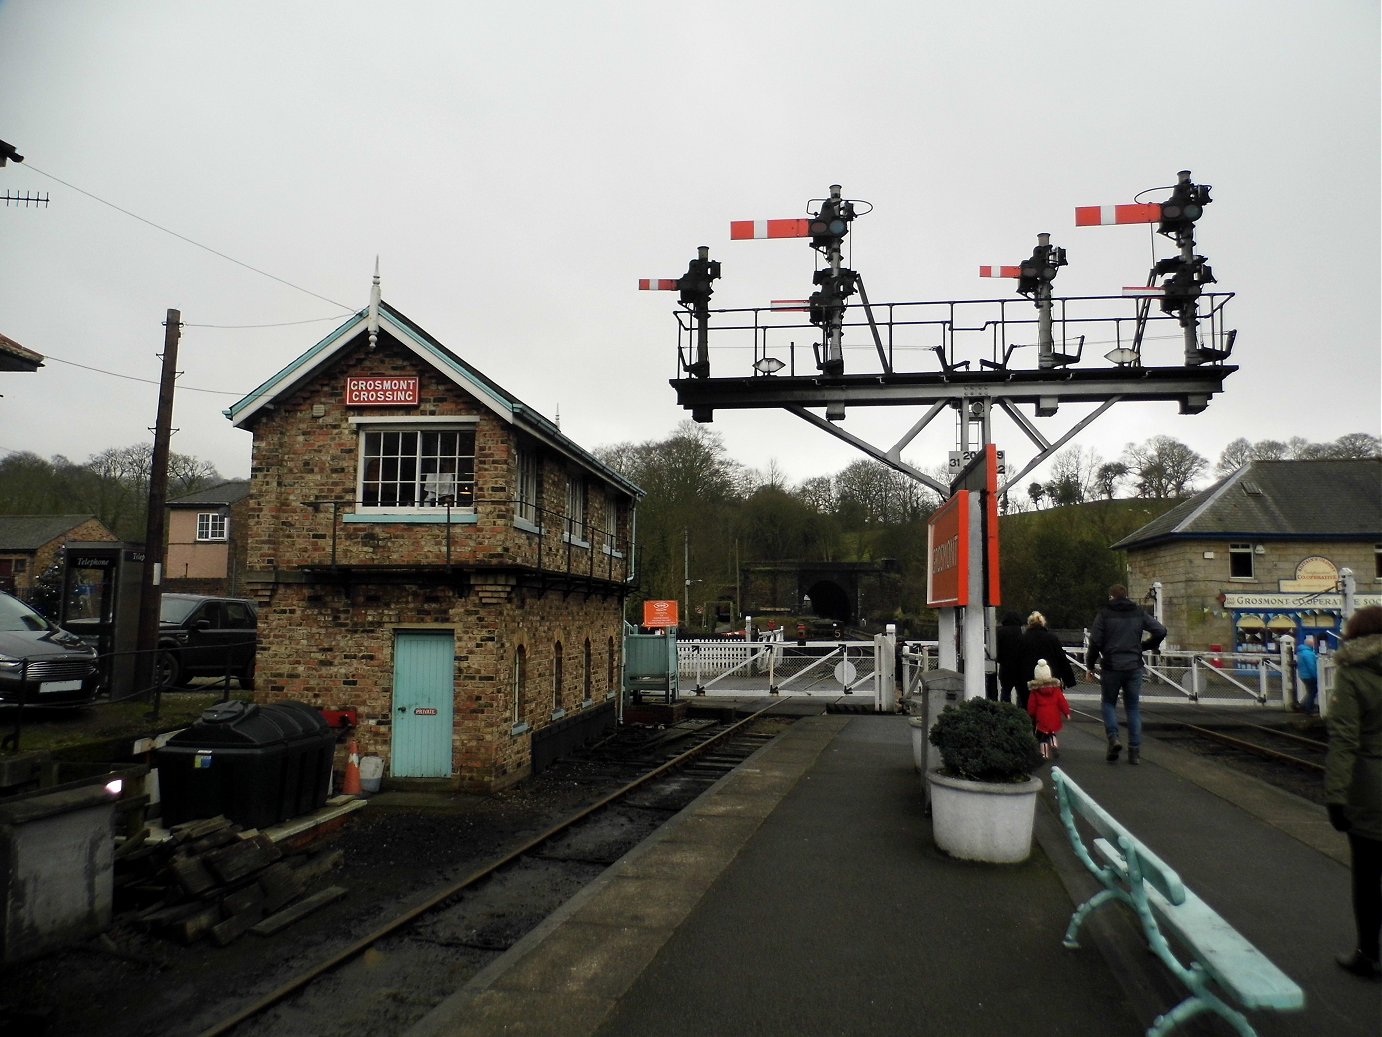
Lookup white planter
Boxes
[925,770,1042,864]
[908,717,928,772]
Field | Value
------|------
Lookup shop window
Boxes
[1229,543,1254,579]
[197,512,228,542]
[565,476,587,543]
[516,445,540,527]
[512,645,527,724]
[358,427,476,512]
[553,640,564,710]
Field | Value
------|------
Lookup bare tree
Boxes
[1122,436,1207,499]
[1094,461,1130,499]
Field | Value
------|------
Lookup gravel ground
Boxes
[1,755,634,1037]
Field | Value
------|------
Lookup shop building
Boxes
[225,299,641,790]
[1113,459,1381,652]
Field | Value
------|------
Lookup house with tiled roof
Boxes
[164,479,251,596]
[225,292,642,790]
[0,515,116,600]
[1112,459,1382,651]
[0,331,43,374]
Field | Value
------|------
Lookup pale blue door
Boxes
[391,631,455,777]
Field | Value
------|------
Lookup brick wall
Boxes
[1126,538,1381,650]
[241,334,632,789]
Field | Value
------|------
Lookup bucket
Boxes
[359,755,384,793]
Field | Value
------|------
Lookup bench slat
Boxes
[1145,884,1305,1011]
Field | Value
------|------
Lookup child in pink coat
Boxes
[1027,659,1072,761]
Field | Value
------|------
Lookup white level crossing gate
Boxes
[677,633,897,712]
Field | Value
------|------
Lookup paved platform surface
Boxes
[406,709,1380,1037]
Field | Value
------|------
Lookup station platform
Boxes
[406,708,1379,1037]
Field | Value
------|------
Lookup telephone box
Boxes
[60,542,146,698]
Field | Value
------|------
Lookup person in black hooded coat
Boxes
[995,613,1025,705]
[1017,611,1075,711]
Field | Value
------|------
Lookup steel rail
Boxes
[1176,722,1325,773]
[197,697,790,1037]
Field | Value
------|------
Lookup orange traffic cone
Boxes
[342,740,363,795]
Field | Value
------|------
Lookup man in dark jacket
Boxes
[995,613,1025,705]
[1086,585,1167,765]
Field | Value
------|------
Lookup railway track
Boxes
[1072,703,1328,803]
[192,702,791,1037]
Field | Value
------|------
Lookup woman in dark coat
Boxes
[1017,611,1075,711]
[1325,605,1382,979]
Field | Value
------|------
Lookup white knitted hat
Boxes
[1033,659,1053,682]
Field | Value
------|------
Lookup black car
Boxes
[0,591,101,707]
[158,594,258,690]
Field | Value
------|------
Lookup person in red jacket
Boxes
[1027,659,1072,761]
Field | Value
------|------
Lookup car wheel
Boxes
[156,651,182,689]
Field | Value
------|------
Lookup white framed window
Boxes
[602,491,625,556]
[516,444,539,527]
[196,512,228,541]
[358,426,476,512]
[1229,542,1254,579]
[565,475,587,542]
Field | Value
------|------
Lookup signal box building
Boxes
[1113,459,1382,653]
[226,300,641,790]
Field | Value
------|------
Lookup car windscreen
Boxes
[160,597,202,624]
[0,594,52,632]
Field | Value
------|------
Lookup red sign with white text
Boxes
[643,600,680,628]
[926,491,970,608]
[346,376,419,406]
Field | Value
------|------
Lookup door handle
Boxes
[397,706,406,714]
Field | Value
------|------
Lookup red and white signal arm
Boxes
[643,600,679,628]
[978,265,1021,278]
[639,278,679,291]
[1074,202,1161,227]
[729,218,811,240]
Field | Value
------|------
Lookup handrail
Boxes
[295,497,634,587]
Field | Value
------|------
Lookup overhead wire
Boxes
[22,162,356,313]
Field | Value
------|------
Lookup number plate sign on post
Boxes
[948,450,1005,475]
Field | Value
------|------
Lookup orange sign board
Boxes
[643,599,680,628]
[926,491,970,608]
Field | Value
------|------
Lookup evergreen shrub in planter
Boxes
[926,698,1042,864]
[928,697,1037,783]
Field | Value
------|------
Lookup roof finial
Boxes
[367,256,381,349]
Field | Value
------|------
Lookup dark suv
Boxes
[158,594,258,689]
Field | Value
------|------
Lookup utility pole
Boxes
[136,309,181,715]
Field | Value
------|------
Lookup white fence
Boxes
[680,636,1307,712]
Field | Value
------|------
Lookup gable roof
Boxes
[0,515,108,551]
[1113,459,1382,550]
[224,301,642,498]
[0,331,43,373]
[166,480,251,507]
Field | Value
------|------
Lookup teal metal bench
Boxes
[1050,767,1305,1037]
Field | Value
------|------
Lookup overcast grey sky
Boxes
[2,1,1378,491]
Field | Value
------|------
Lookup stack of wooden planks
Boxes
[118,816,347,946]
